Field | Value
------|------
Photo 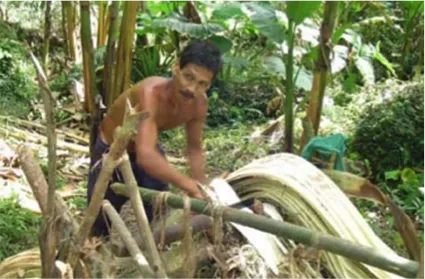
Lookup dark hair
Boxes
[179,40,222,77]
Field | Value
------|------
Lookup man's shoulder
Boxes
[139,76,168,91]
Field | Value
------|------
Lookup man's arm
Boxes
[185,117,207,183]
[135,95,202,198]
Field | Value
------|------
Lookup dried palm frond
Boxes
[226,153,406,279]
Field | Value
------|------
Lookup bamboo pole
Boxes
[80,1,97,116]
[64,1,77,61]
[111,183,420,278]
[112,1,138,104]
[66,103,149,269]
[118,155,168,278]
[102,200,153,276]
[103,1,119,107]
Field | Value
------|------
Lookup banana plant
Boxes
[247,2,321,152]
[399,1,424,78]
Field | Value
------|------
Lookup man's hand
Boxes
[187,179,205,200]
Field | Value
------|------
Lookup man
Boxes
[87,40,222,237]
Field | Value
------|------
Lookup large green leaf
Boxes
[400,1,424,19]
[211,2,245,20]
[263,56,286,76]
[294,67,313,91]
[286,1,322,25]
[151,17,225,38]
[223,56,250,70]
[243,3,285,43]
[209,36,232,54]
[263,56,312,90]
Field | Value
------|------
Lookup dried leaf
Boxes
[323,169,422,262]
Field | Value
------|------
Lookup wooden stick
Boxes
[29,50,57,278]
[103,200,153,277]
[66,102,149,269]
[118,153,168,278]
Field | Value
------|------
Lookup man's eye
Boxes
[185,74,194,81]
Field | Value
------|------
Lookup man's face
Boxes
[173,63,214,102]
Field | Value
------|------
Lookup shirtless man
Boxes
[87,40,222,237]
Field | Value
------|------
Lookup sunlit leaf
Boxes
[151,17,225,38]
[385,170,400,181]
[294,67,313,91]
[331,45,349,74]
[286,1,322,25]
[354,56,375,85]
[242,3,285,43]
[401,168,418,183]
[263,56,286,76]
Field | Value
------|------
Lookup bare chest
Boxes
[156,104,195,131]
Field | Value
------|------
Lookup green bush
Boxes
[350,82,424,181]
[206,79,274,127]
[0,196,41,261]
[0,22,37,118]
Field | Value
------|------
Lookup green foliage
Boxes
[350,82,424,180]
[383,168,424,219]
[0,22,37,118]
[0,196,41,261]
[286,1,322,25]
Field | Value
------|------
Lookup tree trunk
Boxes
[111,183,420,279]
[300,2,340,151]
[283,19,295,153]
[64,1,77,61]
[103,1,120,106]
[135,1,148,47]
[183,1,201,23]
[43,1,52,73]
[111,1,138,106]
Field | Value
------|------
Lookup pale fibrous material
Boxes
[220,152,406,279]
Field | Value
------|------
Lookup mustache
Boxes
[180,89,195,99]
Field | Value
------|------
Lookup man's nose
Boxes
[187,84,197,93]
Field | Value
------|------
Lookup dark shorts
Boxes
[87,136,169,237]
